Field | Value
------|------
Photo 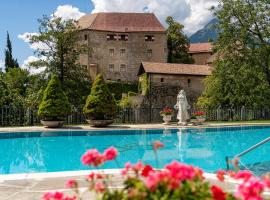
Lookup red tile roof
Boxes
[189,43,213,53]
[139,62,212,76]
[78,12,166,33]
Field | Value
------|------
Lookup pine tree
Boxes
[4,32,19,71]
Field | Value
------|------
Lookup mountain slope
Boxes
[189,18,219,43]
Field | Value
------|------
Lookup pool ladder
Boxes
[225,136,270,170]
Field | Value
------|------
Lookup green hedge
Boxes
[106,81,138,100]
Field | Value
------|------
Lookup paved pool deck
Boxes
[0,123,270,199]
[0,170,241,200]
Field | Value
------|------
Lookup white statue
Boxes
[174,90,190,125]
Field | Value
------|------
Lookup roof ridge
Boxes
[88,13,98,29]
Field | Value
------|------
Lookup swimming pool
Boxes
[0,126,270,175]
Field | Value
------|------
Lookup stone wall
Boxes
[79,30,167,82]
[190,52,212,65]
[140,74,207,108]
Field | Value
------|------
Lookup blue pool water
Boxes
[1,126,270,175]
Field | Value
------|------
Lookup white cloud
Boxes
[53,5,85,20]
[18,32,47,51]
[0,60,4,71]
[22,56,46,74]
[91,0,218,34]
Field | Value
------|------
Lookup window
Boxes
[108,64,114,72]
[119,34,128,41]
[109,49,114,56]
[107,34,117,41]
[120,49,126,57]
[147,49,152,57]
[145,35,155,41]
[188,79,191,87]
[120,64,126,72]
[161,78,164,83]
[84,34,88,41]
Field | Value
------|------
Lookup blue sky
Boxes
[0,0,93,67]
[0,0,217,69]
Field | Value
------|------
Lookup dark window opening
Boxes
[119,34,128,41]
[161,78,164,82]
[109,49,114,56]
[84,34,88,41]
[120,64,126,72]
[188,79,191,87]
[147,49,152,57]
[120,49,126,57]
[107,34,117,41]
[108,64,114,72]
[145,35,155,41]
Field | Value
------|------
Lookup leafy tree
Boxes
[198,0,270,108]
[4,32,19,71]
[83,74,116,120]
[27,15,91,108]
[166,16,194,64]
[38,75,71,120]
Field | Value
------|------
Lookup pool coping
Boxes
[0,123,270,133]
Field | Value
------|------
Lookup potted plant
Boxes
[38,75,71,128]
[193,111,206,123]
[160,107,173,125]
[83,74,116,127]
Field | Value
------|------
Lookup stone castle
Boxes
[78,12,167,82]
[78,12,213,108]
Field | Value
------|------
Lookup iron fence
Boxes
[0,106,270,126]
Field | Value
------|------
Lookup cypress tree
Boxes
[5,32,19,71]
[83,74,116,120]
[38,75,71,120]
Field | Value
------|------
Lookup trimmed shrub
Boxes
[83,74,116,120]
[38,75,71,120]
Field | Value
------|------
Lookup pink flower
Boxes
[125,162,132,169]
[235,177,264,200]
[65,179,77,188]
[132,161,143,172]
[81,149,105,167]
[165,161,196,181]
[141,165,154,177]
[235,170,253,181]
[216,170,226,182]
[263,176,270,189]
[43,192,64,200]
[145,170,170,191]
[87,172,95,181]
[94,182,105,193]
[153,141,164,151]
[211,185,226,200]
[103,147,118,161]
[121,168,128,176]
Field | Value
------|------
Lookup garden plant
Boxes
[38,75,71,121]
[83,74,116,120]
[42,141,270,200]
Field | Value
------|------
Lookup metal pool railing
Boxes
[225,136,270,170]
